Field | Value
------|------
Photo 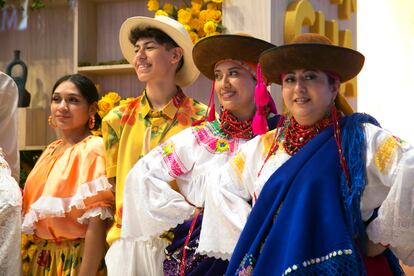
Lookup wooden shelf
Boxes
[77,64,135,75]
[19,145,46,151]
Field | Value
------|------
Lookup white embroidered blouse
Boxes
[107,120,249,275]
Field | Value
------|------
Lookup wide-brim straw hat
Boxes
[193,34,275,80]
[259,33,364,115]
[119,15,199,87]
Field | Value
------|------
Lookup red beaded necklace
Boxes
[220,110,254,139]
[283,116,333,155]
[258,107,351,188]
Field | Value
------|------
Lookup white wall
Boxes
[357,0,414,144]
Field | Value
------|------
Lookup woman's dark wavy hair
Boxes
[51,74,101,131]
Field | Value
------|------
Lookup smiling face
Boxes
[214,61,256,121]
[282,69,338,126]
[50,81,95,132]
[132,37,183,84]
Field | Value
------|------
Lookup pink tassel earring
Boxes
[192,81,216,126]
[252,65,270,135]
[207,81,216,122]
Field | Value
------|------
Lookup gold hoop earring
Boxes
[89,116,96,129]
[48,115,57,128]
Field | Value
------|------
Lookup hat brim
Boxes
[119,16,199,87]
[259,43,365,85]
[193,35,275,80]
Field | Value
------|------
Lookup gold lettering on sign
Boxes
[309,11,325,34]
[284,0,315,43]
[325,20,339,44]
[338,0,357,20]
[330,0,357,20]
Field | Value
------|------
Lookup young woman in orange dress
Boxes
[22,74,114,276]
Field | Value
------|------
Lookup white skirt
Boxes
[105,237,168,276]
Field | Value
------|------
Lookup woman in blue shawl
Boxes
[198,33,414,275]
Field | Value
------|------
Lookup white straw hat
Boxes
[119,15,199,87]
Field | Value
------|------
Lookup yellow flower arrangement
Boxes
[147,0,224,44]
[97,92,121,118]
[91,91,134,136]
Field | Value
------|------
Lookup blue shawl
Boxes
[226,113,384,275]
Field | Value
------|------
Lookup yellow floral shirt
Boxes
[102,88,207,244]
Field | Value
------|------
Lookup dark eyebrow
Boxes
[134,40,157,48]
[52,92,82,97]
[214,66,242,73]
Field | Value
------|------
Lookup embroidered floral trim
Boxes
[0,161,9,169]
[22,176,112,233]
[192,121,239,155]
[230,152,246,183]
[374,136,399,173]
[236,253,255,276]
[158,142,189,178]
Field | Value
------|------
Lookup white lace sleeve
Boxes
[0,154,22,275]
[0,205,21,275]
[362,124,414,265]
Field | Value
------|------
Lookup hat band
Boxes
[215,59,257,79]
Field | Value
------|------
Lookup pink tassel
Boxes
[192,81,216,126]
[252,109,268,135]
[207,81,216,122]
[208,102,216,121]
[255,65,269,107]
[252,65,269,135]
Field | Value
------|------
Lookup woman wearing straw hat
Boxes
[200,33,414,275]
[103,15,208,273]
[119,34,277,275]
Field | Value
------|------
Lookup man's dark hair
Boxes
[129,27,184,72]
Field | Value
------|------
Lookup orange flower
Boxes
[177,8,192,25]
[147,0,160,12]
[207,2,218,10]
[120,99,141,126]
[189,31,200,44]
[163,2,175,15]
[189,17,204,31]
[203,20,217,34]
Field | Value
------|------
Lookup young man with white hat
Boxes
[103,15,207,274]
